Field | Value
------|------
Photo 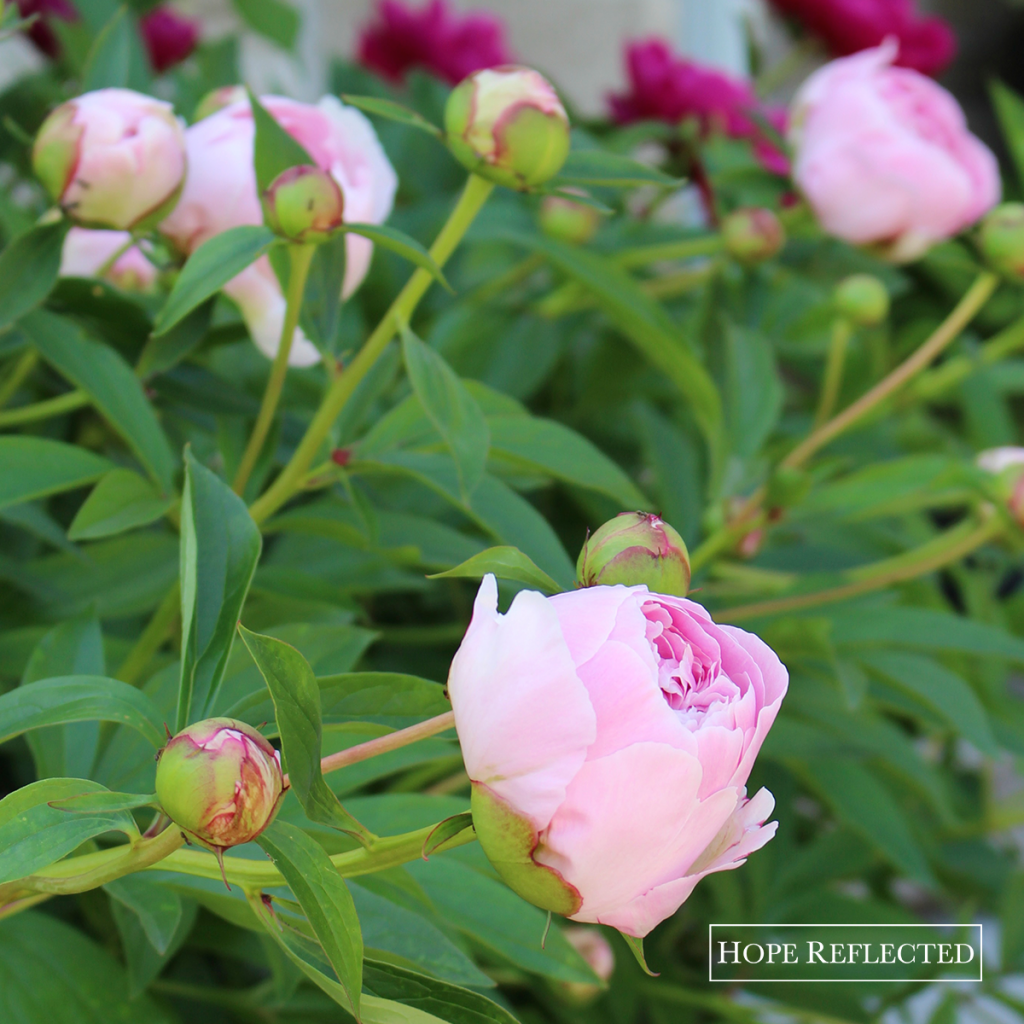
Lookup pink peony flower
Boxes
[140,6,200,74]
[769,0,956,78]
[160,95,397,365]
[59,227,158,291]
[358,0,512,86]
[608,39,789,176]
[449,576,787,938]
[790,42,999,261]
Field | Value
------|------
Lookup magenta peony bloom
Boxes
[140,6,200,74]
[791,42,999,261]
[14,0,77,59]
[357,0,512,86]
[770,0,956,77]
[449,576,787,937]
[608,39,789,175]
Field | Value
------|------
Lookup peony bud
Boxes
[979,203,1024,281]
[194,85,249,122]
[556,927,615,1003]
[722,207,785,264]
[539,191,600,245]
[977,447,1024,525]
[576,511,691,596]
[155,717,284,849]
[263,165,345,244]
[32,88,186,231]
[444,65,570,190]
[834,273,889,326]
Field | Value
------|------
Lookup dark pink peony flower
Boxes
[14,0,77,59]
[769,0,956,77]
[140,6,200,74]
[357,0,512,86]
[608,39,789,175]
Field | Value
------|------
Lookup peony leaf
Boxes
[428,545,563,594]
[0,219,68,330]
[0,436,111,513]
[341,94,443,137]
[68,468,174,541]
[552,148,681,189]
[347,224,451,290]
[620,934,658,977]
[248,88,315,193]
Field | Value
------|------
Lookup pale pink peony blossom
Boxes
[448,575,787,938]
[160,95,397,365]
[790,42,999,262]
[59,227,158,291]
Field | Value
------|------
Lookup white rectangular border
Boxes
[708,923,983,983]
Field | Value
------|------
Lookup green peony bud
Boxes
[834,273,889,326]
[445,65,571,190]
[576,511,691,596]
[31,102,83,208]
[263,165,345,244]
[722,207,785,264]
[979,203,1024,281]
[155,717,285,849]
[539,191,600,245]
[471,782,581,915]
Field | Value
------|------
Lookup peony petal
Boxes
[448,576,596,831]
[548,584,642,666]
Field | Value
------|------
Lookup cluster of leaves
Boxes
[6,4,1024,1022]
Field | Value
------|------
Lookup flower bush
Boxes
[1,1,1024,1022]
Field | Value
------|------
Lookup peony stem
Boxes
[248,174,495,526]
[115,581,180,686]
[233,242,317,496]
[813,316,853,427]
[0,389,89,427]
[0,350,38,408]
[716,511,1002,623]
[95,233,140,280]
[614,234,723,268]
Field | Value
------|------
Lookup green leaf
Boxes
[238,626,372,841]
[256,820,364,1016]
[136,299,214,378]
[420,813,474,859]
[0,778,139,884]
[802,758,934,884]
[401,327,489,501]
[0,912,176,1022]
[68,468,174,541]
[621,934,657,976]
[858,650,999,755]
[429,545,563,593]
[50,790,157,813]
[22,310,176,492]
[0,220,68,330]
[488,415,647,506]
[347,224,451,290]
[341,94,443,136]
[153,226,277,336]
[553,148,681,188]
[724,324,782,461]
[0,436,111,512]
[231,0,299,49]
[109,892,196,997]
[0,675,165,748]
[249,89,316,193]
[991,79,1024,192]
[104,874,182,955]
[363,960,520,1024]
[301,234,347,351]
[82,6,150,92]
[177,450,262,728]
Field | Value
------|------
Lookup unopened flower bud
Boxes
[835,273,889,326]
[977,447,1024,525]
[155,717,284,849]
[554,927,615,1004]
[539,191,600,244]
[445,65,571,190]
[576,511,691,596]
[979,203,1024,280]
[263,165,345,244]
[722,207,785,264]
[33,88,187,230]
[194,85,248,121]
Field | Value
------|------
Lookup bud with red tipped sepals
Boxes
[445,65,571,190]
[263,165,345,244]
[979,203,1024,281]
[835,273,889,326]
[576,511,691,596]
[977,447,1024,526]
[155,717,284,849]
[32,88,186,231]
[722,207,785,264]
[539,191,600,245]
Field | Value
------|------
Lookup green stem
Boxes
[95,233,138,280]
[814,317,853,427]
[716,512,1002,623]
[233,243,317,496]
[0,350,38,408]
[115,582,180,686]
[782,271,999,471]
[0,389,89,427]
[249,174,495,526]
[690,511,768,574]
